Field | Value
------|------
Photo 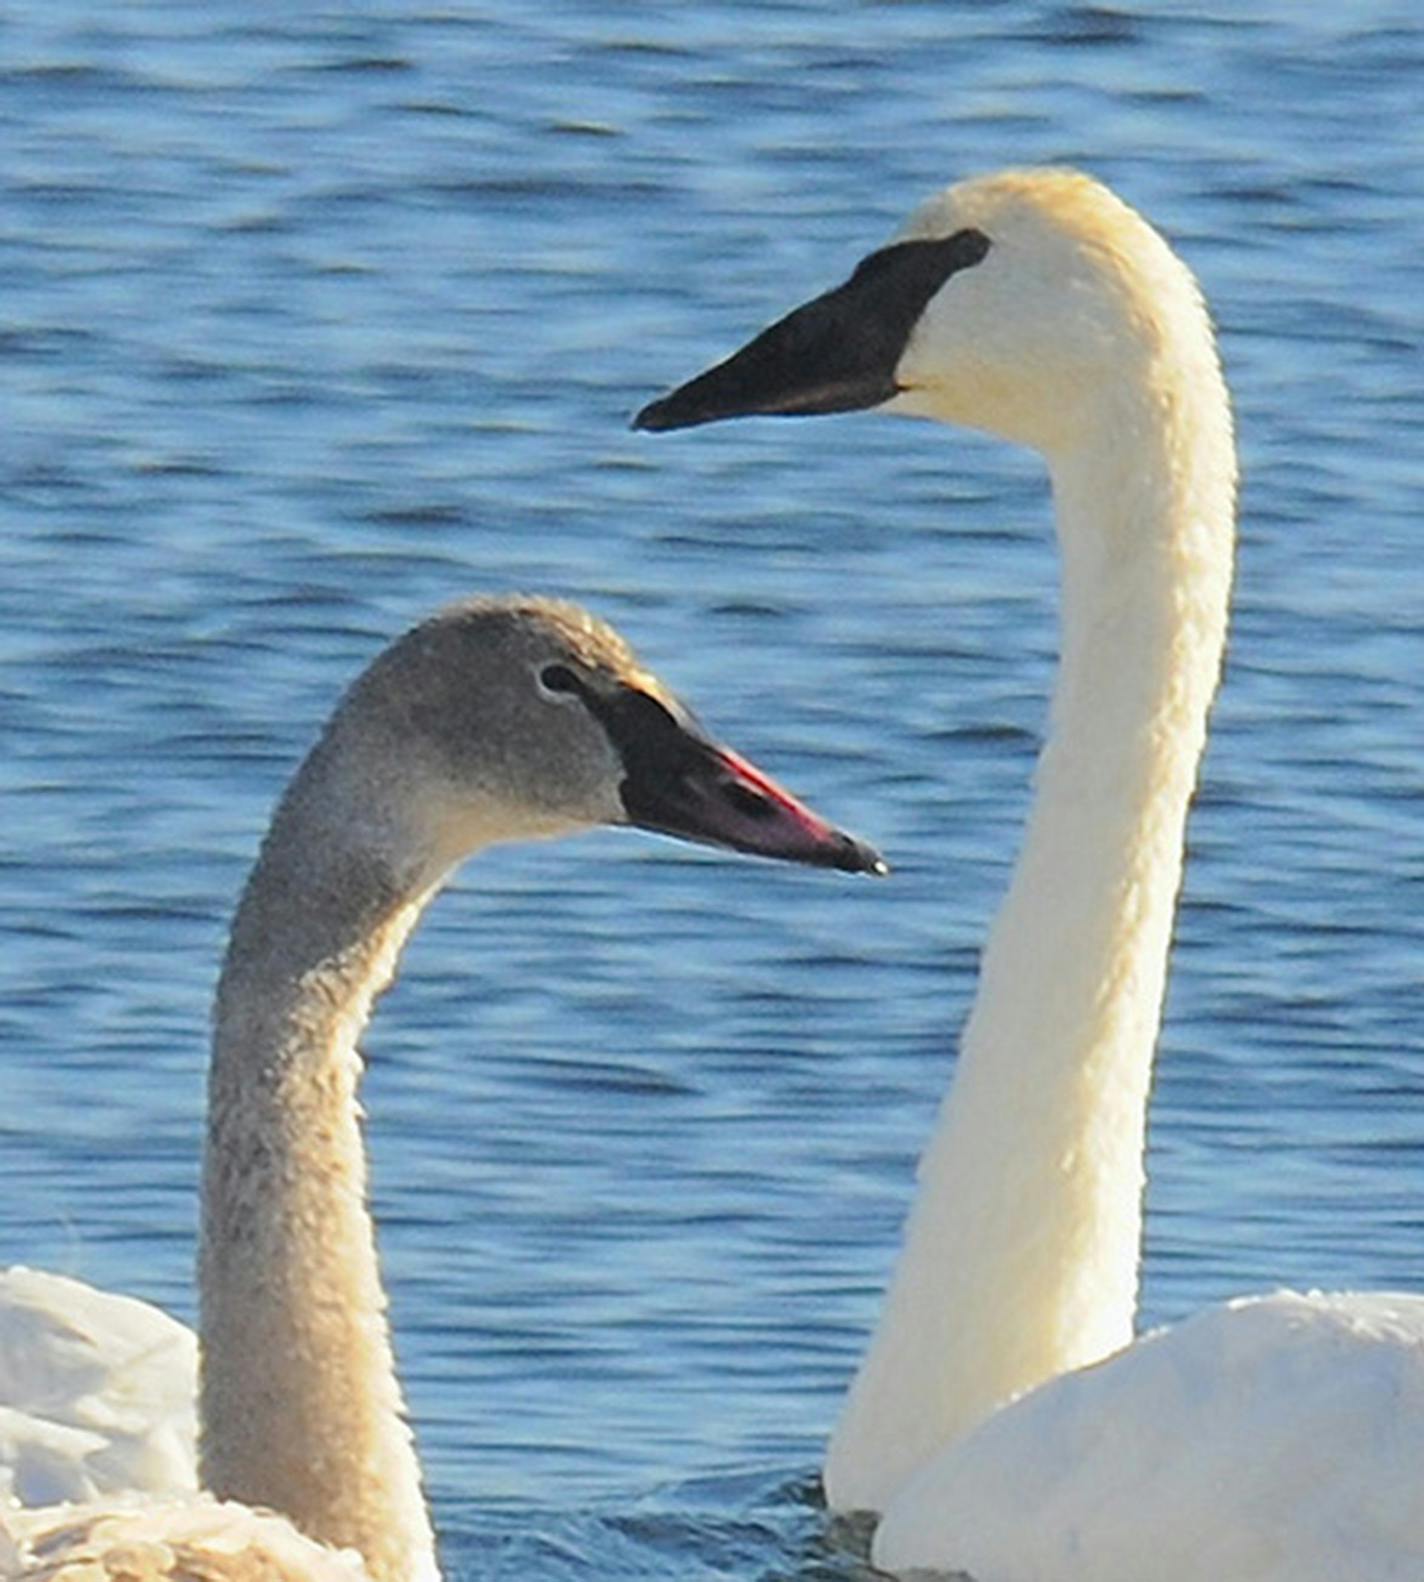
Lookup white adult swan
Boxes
[637,169,1424,1582]
[1,595,881,1582]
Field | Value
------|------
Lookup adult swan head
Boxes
[2,595,882,1582]
[638,170,1238,1513]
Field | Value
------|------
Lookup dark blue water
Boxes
[3,3,1422,1576]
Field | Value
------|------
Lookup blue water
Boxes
[3,2,1422,1575]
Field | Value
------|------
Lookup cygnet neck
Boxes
[201,734,448,1582]
[825,343,1236,1512]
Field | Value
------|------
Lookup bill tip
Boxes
[841,836,889,877]
[632,396,677,432]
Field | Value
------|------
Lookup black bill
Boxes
[634,229,990,433]
[602,684,884,875]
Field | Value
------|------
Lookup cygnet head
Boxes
[636,169,1219,456]
[290,595,884,882]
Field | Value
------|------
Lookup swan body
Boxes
[639,170,1424,1578]
[3,596,881,1582]
[0,1270,195,1508]
[874,1291,1424,1582]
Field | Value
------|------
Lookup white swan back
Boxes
[874,1291,1424,1582]
[0,1270,195,1509]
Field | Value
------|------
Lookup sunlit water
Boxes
[3,4,1422,1576]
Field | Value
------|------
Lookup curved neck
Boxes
[825,358,1236,1513]
[200,757,445,1582]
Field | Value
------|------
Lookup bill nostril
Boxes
[723,781,776,821]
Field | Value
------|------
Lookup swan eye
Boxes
[538,663,582,699]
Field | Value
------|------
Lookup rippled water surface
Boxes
[3,3,1423,1577]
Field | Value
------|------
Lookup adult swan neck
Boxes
[825,349,1238,1513]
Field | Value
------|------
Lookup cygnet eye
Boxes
[537,662,582,700]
